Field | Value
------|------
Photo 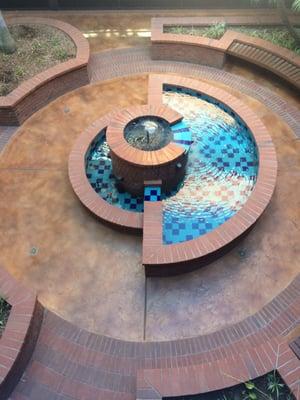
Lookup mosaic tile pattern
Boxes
[171,121,193,152]
[85,131,144,213]
[144,186,161,202]
[162,86,259,245]
[85,87,258,245]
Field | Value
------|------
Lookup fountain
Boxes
[124,117,173,151]
[106,105,189,196]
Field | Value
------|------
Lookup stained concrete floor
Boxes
[0,72,299,341]
[0,11,300,341]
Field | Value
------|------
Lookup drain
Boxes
[238,249,247,259]
[29,247,39,256]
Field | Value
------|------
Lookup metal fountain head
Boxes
[143,120,158,135]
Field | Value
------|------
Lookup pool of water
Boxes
[85,86,258,244]
[86,133,144,212]
[125,116,173,151]
[162,86,258,244]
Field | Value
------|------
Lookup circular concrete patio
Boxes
[0,58,299,341]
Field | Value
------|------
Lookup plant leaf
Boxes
[245,382,255,390]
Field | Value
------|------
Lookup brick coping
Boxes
[151,16,300,89]
[0,267,42,399]
[106,104,184,167]
[0,17,90,108]
[19,272,299,399]
[68,113,144,231]
[137,337,300,399]
[2,49,299,399]
[68,74,277,270]
[69,74,277,249]
[143,74,277,274]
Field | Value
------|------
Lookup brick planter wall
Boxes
[151,16,300,90]
[0,17,90,126]
[0,268,43,399]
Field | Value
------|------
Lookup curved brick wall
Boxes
[151,16,300,90]
[0,268,43,399]
[106,104,185,196]
[0,17,90,126]
[143,74,277,276]
[2,45,299,399]
[68,115,144,232]
[69,74,277,276]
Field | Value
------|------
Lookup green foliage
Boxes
[242,381,258,400]
[14,65,25,79]
[53,46,68,61]
[204,22,227,39]
[233,26,300,55]
[0,23,76,96]
[31,39,45,55]
[292,0,300,10]
[267,372,284,399]
[250,0,300,9]
[165,24,300,55]
[0,296,11,333]
[245,382,256,391]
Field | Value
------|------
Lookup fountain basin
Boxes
[106,104,188,196]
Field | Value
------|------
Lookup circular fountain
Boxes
[106,104,189,196]
[68,75,277,275]
[125,117,173,151]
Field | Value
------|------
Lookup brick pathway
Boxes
[0,126,18,152]
[10,275,300,399]
[2,48,299,399]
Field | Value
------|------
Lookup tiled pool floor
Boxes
[162,87,258,244]
[0,74,299,341]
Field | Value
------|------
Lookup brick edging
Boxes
[143,74,277,275]
[106,104,183,167]
[68,113,144,231]
[151,16,300,89]
[137,338,300,399]
[0,17,90,126]
[0,267,43,400]
[31,272,300,400]
[69,74,277,250]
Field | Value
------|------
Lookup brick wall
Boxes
[0,18,90,126]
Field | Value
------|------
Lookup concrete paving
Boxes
[0,11,299,341]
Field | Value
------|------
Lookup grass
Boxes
[0,297,11,336]
[0,24,76,96]
[164,23,300,55]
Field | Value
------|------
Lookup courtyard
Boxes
[0,3,299,400]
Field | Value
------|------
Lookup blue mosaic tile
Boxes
[85,131,144,213]
[162,86,259,245]
[85,86,259,245]
[144,186,161,202]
